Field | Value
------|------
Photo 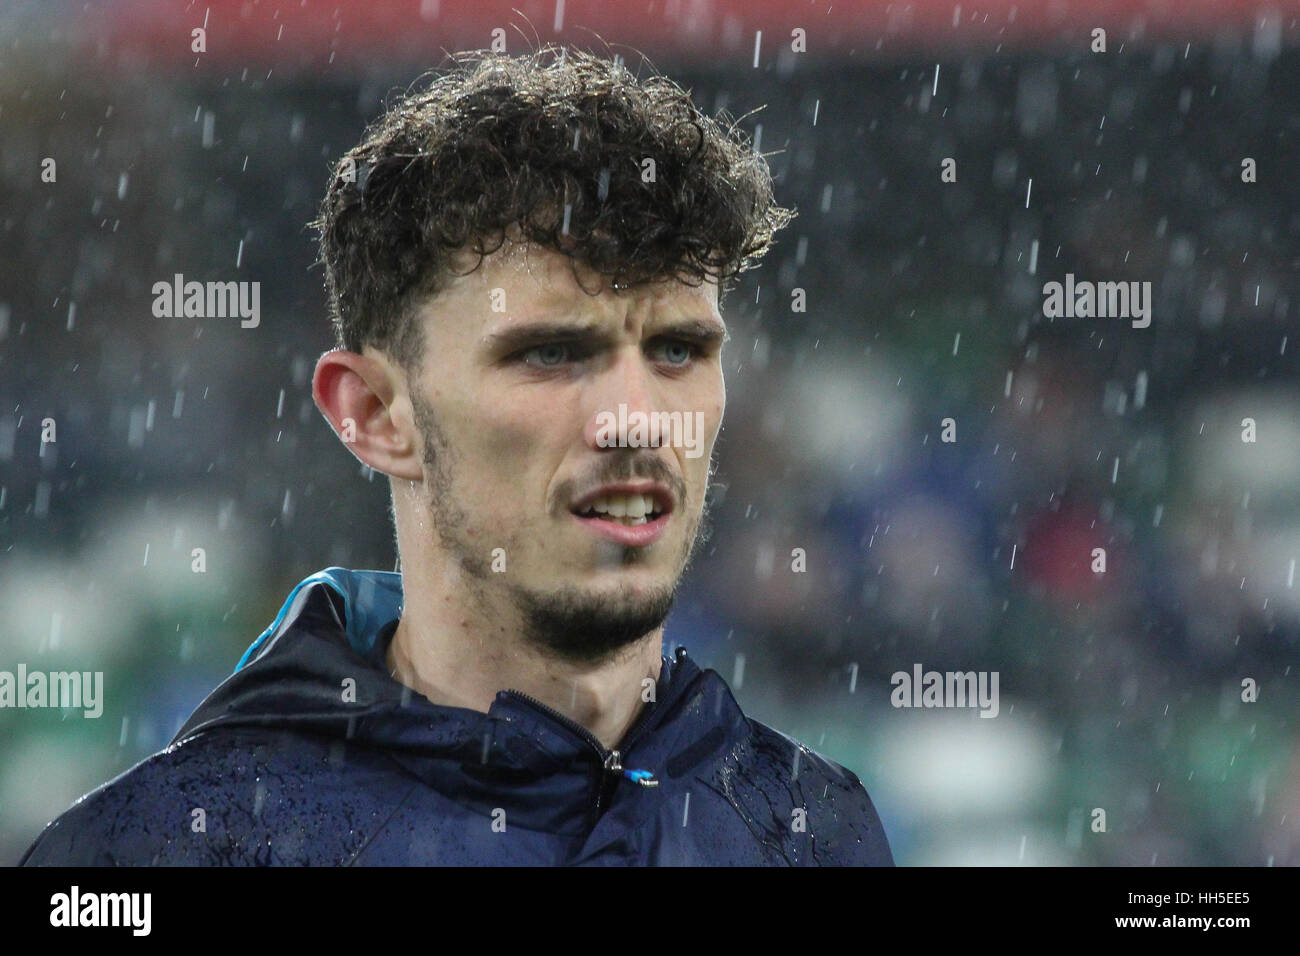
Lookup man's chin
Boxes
[508,577,679,664]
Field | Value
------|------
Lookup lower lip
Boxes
[571,510,670,546]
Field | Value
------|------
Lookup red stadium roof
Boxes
[77,0,1293,72]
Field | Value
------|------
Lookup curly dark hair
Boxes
[310,44,796,369]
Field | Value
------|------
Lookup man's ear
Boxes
[312,349,423,482]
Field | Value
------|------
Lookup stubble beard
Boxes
[410,391,715,665]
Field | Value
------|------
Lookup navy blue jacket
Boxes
[20,568,893,866]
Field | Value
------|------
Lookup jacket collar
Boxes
[175,568,747,834]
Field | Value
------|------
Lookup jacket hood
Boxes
[170,568,748,834]
[18,567,894,864]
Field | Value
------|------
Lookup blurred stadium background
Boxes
[1,0,1298,865]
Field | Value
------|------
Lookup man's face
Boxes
[400,241,726,663]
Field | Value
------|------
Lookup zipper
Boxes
[501,688,660,812]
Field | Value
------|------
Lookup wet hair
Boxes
[310,43,796,370]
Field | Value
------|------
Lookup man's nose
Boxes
[582,345,663,452]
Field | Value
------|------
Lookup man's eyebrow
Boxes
[481,318,729,352]
[656,318,730,347]
[481,322,613,353]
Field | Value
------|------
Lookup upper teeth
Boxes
[588,494,657,518]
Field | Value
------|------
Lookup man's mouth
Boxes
[574,493,665,526]
[567,483,675,546]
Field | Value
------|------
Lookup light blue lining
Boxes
[234,567,404,672]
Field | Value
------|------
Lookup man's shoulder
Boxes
[20,727,401,866]
[731,715,895,866]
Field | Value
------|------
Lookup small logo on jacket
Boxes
[50,886,151,936]
[890,663,999,718]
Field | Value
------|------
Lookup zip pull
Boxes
[604,750,659,788]
[624,769,659,788]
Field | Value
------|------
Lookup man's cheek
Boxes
[481,423,546,475]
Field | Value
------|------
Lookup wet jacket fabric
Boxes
[20,568,894,866]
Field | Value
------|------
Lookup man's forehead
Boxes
[496,241,717,303]
[438,240,722,330]
[521,272,722,322]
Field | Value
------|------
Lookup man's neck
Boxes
[383,580,663,751]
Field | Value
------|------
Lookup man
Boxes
[21,46,893,865]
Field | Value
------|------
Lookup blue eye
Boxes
[524,343,570,366]
[657,340,696,365]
